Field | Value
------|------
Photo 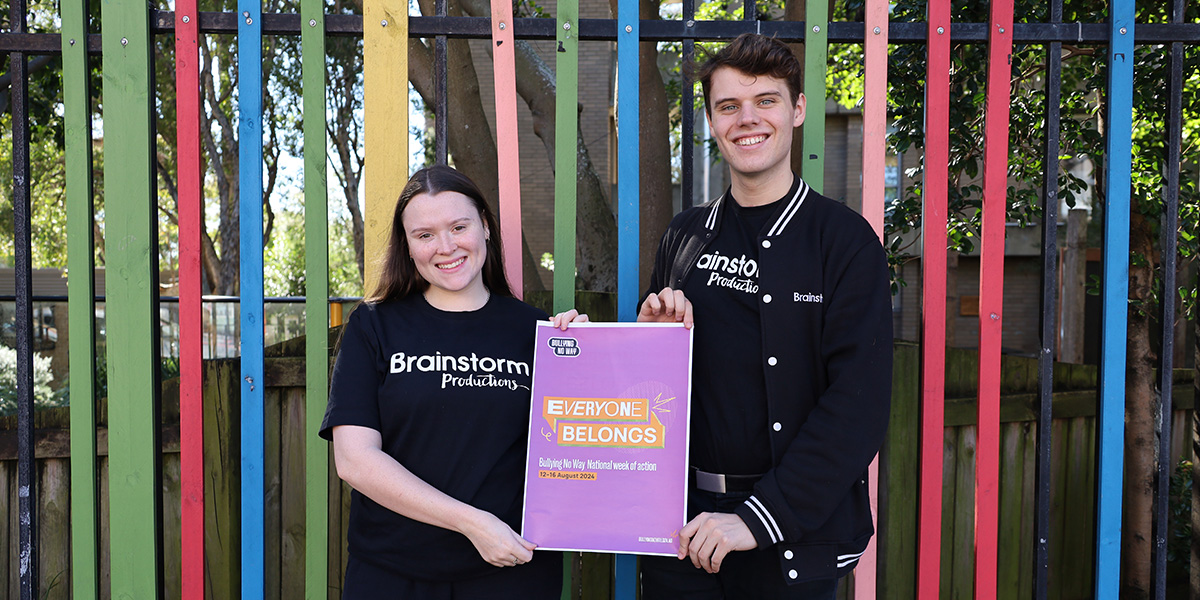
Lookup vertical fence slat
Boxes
[10,0,36,595]
[301,0,330,596]
[1095,2,1134,596]
[434,0,448,165]
[975,0,1014,595]
[680,0,694,211]
[800,0,827,191]
[616,0,639,325]
[362,0,408,293]
[615,0,641,592]
[916,1,950,597]
[552,0,579,314]
[856,1,887,597]
[101,0,161,594]
[1151,0,1183,596]
[238,0,266,595]
[175,0,205,596]
[1033,1,1063,598]
[490,0,523,296]
[680,0,695,210]
[62,0,100,596]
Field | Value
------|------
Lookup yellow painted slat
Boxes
[363,2,408,292]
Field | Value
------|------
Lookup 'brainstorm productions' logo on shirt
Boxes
[389,352,530,390]
[695,250,759,294]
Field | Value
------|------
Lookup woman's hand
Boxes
[550,309,590,330]
[332,426,537,567]
[460,509,537,567]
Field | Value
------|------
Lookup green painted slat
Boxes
[301,1,330,597]
[61,0,99,597]
[100,0,162,595]
[553,0,579,314]
[801,0,828,191]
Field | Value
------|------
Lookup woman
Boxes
[320,166,568,599]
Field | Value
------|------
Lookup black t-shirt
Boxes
[319,293,548,581]
[683,178,801,476]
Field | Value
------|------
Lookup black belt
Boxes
[690,467,764,493]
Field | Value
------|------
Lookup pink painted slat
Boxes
[860,0,887,240]
[916,0,950,597]
[174,0,204,597]
[854,1,888,597]
[490,0,523,297]
[975,0,1015,596]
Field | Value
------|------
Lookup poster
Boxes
[521,322,693,556]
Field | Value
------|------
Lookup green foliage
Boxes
[830,0,1200,312]
[1166,460,1192,575]
[0,346,62,416]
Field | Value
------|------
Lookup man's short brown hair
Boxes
[697,33,804,115]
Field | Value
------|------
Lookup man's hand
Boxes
[677,512,758,573]
[638,287,694,329]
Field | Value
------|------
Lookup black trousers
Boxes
[342,551,562,600]
[640,489,839,600]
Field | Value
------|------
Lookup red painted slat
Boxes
[976,1,1014,597]
[490,0,522,296]
[174,1,204,597]
[916,1,950,597]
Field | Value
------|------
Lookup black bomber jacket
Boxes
[646,176,894,585]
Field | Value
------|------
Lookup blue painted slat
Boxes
[616,0,638,324]
[615,0,640,590]
[1095,2,1134,598]
[238,0,266,596]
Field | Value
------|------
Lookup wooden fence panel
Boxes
[281,388,308,600]
[0,356,1194,597]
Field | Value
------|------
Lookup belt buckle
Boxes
[695,469,727,493]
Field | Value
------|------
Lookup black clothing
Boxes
[683,190,786,476]
[640,489,837,600]
[321,293,556,582]
[645,175,893,586]
[342,551,562,600]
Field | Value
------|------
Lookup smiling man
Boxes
[636,34,894,599]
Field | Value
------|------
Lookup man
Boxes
[637,33,893,599]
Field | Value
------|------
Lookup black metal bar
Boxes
[10,0,37,597]
[1151,0,1184,597]
[1032,2,1063,599]
[744,0,756,20]
[4,17,1200,50]
[681,0,695,209]
[434,0,448,165]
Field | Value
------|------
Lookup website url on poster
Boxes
[638,536,674,543]
[538,470,597,481]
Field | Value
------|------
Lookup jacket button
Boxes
[788,569,798,579]
[784,550,794,560]
[763,294,773,303]
[762,239,771,249]
[768,356,778,366]
[773,422,782,432]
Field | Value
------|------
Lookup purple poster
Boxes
[521,322,693,556]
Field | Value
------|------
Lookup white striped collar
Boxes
[703,177,811,236]
[765,178,810,237]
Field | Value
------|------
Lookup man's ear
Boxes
[793,93,807,127]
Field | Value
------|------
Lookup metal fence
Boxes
[3,0,1198,598]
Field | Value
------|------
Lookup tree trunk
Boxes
[435,0,620,293]
[1121,208,1157,600]
[200,39,240,294]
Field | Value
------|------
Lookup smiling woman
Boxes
[319,165,582,600]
